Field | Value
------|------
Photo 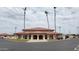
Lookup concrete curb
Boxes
[27,40,48,42]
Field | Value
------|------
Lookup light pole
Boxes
[24,7,27,29]
[45,11,49,29]
[54,7,56,33]
[54,7,57,39]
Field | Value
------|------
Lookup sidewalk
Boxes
[27,40,48,42]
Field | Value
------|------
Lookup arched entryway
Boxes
[33,35,37,40]
[39,35,43,40]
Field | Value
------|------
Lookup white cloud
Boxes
[0,7,79,34]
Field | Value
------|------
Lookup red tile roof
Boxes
[15,27,61,35]
[16,31,61,35]
[22,27,54,31]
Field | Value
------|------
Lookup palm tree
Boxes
[45,11,49,29]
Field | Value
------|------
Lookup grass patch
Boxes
[7,38,30,42]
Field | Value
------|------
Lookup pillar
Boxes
[31,35,33,40]
[21,35,23,39]
[27,35,29,39]
[37,35,39,40]
[43,35,45,40]
[63,36,65,40]
[47,35,49,40]
[53,35,56,39]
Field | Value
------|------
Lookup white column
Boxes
[63,35,65,40]
[31,35,33,40]
[53,35,56,39]
[47,35,49,40]
[27,35,29,39]
[43,35,45,40]
[21,35,23,39]
[37,35,39,40]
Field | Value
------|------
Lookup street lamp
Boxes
[53,7,57,39]
[24,7,27,29]
[54,7,56,33]
[45,11,49,29]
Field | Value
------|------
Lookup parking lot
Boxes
[0,39,79,51]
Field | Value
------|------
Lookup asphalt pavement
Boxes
[0,39,79,51]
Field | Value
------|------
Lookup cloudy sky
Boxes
[0,7,79,34]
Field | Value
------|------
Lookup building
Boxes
[15,27,62,40]
[0,33,14,39]
[65,34,79,39]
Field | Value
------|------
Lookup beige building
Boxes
[15,27,62,40]
[0,33,14,39]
